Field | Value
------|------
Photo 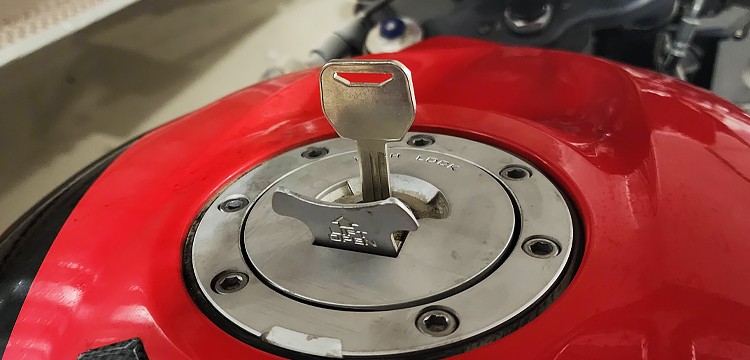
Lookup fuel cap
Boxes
[184,60,581,358]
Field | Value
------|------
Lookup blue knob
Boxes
[380,17,406,39]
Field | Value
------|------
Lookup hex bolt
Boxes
[500,165,531,180]
[218,197,249,213]
[416,308,458,337]
[522,237,561,259]
[212,271,249,294]
[407,134,435,147]
[301,147,329,159]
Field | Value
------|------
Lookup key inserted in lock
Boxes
[271,59,418,257]
[321,59,416,202]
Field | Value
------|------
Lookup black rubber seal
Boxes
[0,140,133,357]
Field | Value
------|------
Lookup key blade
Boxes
[320,59,416,142]
[357,139,390,202]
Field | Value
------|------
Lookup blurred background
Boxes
[0,0,351,231]
[1,0,749,231]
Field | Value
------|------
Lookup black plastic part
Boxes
[77,338,149,360]
[0,141,132,357]
[417,0,675,49]
[594,28,661,69]
[691,37,719,89]
[506,0,549,21]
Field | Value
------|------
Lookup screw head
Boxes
[219,197,249,212]
[302,147,329,159]
[416,308,458,337]
[522,237,561,258]
[212,271,249,294]
[500,165,531,180]
[407,134,435,147]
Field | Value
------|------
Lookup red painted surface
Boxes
[6,37,750,359]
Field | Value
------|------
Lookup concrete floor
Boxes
[0,0,351,231]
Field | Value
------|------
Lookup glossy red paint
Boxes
[6,37,750,359]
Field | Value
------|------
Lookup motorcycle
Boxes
[1,1,750,359]
[266,0,750,109]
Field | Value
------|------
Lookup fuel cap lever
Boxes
[271,59,419,257]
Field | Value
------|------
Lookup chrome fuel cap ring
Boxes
[185,133,580,358]
[245,144,515,310]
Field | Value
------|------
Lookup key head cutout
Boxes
[320,59,416,142]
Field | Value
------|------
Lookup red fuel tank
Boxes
[4,37,750,359]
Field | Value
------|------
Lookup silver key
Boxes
[320,59,416,202]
